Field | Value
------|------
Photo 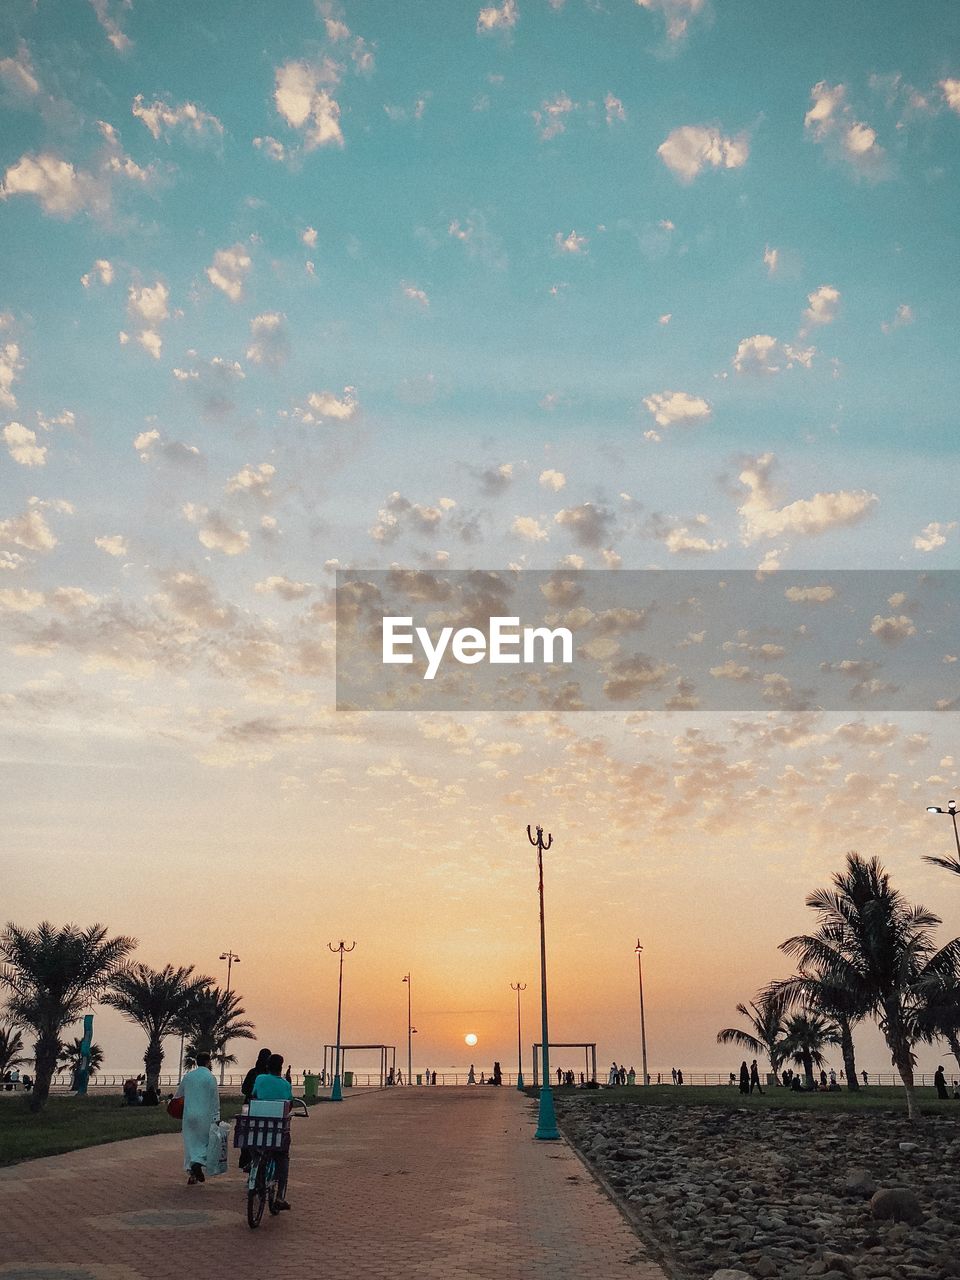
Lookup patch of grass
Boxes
[0,1094,243,1166]
[540,1082,959,1115]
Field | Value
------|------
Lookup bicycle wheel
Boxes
[247,1159,267,1228]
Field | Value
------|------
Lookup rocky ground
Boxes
[557,1098,960,1280]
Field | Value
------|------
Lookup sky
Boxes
[1,0,959,1082]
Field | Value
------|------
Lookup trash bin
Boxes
[343,1071,354,1088]
[303,1072,318,1102]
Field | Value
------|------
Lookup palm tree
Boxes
[781,852,960,1121]
[779,1011,840,1089]
[915,978,960,1074]
[0,1024,28,1078]
[0,922,136,1111]
[716,989,788,1079]
[176,985,254,1074]
[57,1037,105,1082]
[103,964,212,1092]
[772,948,870,1091]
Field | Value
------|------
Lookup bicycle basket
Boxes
[233,1113,291,1153]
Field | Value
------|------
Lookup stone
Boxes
[709,1272,754,1280]
[869,1187,923,1225]
[843,1169,877,1198]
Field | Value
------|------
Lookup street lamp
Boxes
[328,940,356,1102]
[218,950,240,1085]
[635,939,649,1087]
[511,982,526,1090]
[925,800,960,874]
[402,973,413,1085]
[527,823,559,1140]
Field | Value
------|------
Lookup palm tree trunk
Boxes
[30,1032,60,1113]
[802,1050,814,1090]
[947,1031,960,1076]
[894,1052,918,1122]
[143,1037,164,1092]
[838,1015,859,1091]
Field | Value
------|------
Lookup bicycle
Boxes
[234,1097,309,1229]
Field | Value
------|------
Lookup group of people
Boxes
[606,1063,637,1086]
[1,1068,31,1091]
[466,1062,503,1085]
[122,1074,164,1106]
[173,1046,294,1210]
[736,1060,766,1094]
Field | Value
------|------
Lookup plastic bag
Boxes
[205,1120,230,1177]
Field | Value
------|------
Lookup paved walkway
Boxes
[0,1087,668,1279]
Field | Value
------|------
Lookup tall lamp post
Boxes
[511,982,527,1090]
[328,940,356,1102]
[402,973,413,1085]
[635,939,649,1087]
[527,823,559,1140]
[925,800,960,873]
[218,950,240,1085]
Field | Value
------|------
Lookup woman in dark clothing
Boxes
[934,1065,949,1099]
[739,1061,750,1095]
[239,1047,271,1172]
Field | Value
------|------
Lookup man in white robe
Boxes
[174,1051,219,1183]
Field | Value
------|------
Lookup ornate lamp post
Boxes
[511,982,527,1090]
[218,950,240,1085]
[527,823,559,1140]
[328,940,355,1102]
[402,973,413,1085]
[925,800,960,874]
[635,939,649,1087]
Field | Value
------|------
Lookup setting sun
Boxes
[464,1033,478,1047]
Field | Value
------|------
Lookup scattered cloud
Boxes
[643,390,711,431]
[533,93,577,141]
[802,284,841,332]
[913,520,957,552]
[81,258,114,288]
[90,0,133,52]
[763,246,779,275]
[554,502,615,548]
[3,421,46,466]
[634,0,706,42]
[477,0,518,34]
[869,613,916,644]
[95,534,128,557]
[732,334,815,374]
[274,59,344,149]
[206,243,252,302]
[226,462,275,499]
[402,283,429,307]
[784,584,837,604]
[512,515,548,542]
[942,79,960,114]
[539,469,566,492]
[657,125,748,183]
[0,501,61,553]
[246,312,289,368]
[555,229,588,254]
[881,303,914,334]
[182,504,251,555]
[296,388,358,424]
[132,95,224,143]
[737,453,878,544]
[1,340,24,408]
[255,575,312,600]
[804,81,886,178]
[134,427,202,467]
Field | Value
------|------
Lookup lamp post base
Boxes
[534,1084,560,1140]
[516,1072,525,1091]
[331,1074,343,1102]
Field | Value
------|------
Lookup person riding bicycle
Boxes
[251,1052,293,1210]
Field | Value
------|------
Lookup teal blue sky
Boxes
[1,1,959,1075]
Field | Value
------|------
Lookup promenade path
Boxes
[0,1086,668,1280]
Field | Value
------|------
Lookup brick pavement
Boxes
[0,1086,668,1279]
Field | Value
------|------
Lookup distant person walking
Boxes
[173,1051,219,1186]
[467,1064,475,1084]
[739,1061,750,1095]
[750,1060,763,1095]
[671,1067,677,1086]
[935,1065,949,1099]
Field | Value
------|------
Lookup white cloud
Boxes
[274,60,344,149]
[298,387,358,424]
[802,284,841,331]
[132,95,224,143]
[226,462,275,498]
[255,575,311,600]
[533,93,577,141]
[539,469,566,492]
[134,427,202,466]
[0,587,44,612]
[804,81,885,177]
[913,521,957,552]
[302,226,318,248]
[81,258,114,288]
[252,136,287,163]
[663,524,727,555]
[732,334,816,374]
[0,46,40,98]
[605,93,626,126]
[737,453,877,544]
[128,280,169,325]
[182,505,250,556]
[941,79,960,113]
[1,341,24,409]
[0,504,58,552]
[642,390,711,429]
[246,312,289,367]
[784,584,836,603]
[555,229,588,254]
[881,303,914,334]
[402,283,429,307]
[635,0,706,42]
[3,421,46,466]
[0,152,103,219]
[657,125,748,183]
[477,0,518,33]
[90,0,133,52]
[763,246,779,275]
[95,534,128,557]
[206,244,251,302]
[869,614,916,644]
[512,515,548,542]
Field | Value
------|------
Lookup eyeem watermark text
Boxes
[382,616,573,680]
